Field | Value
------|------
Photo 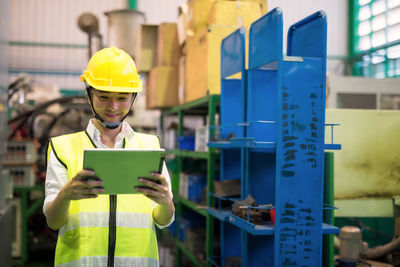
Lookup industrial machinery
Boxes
[77,12,103,60]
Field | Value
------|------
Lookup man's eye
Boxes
[99,96,108,100]
[119,97,128,101]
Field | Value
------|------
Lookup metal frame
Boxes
[12,186,45,266]
[160,95,219,267]
[207,8,340,267]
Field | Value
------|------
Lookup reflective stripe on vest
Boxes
[56,256,158,267]
[48,131,161,266]
[58,212,153,236]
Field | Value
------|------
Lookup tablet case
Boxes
[83,148,165,194]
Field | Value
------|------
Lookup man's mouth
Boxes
[106,113,119,118]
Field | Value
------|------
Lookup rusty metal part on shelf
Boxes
[232,195,272,225]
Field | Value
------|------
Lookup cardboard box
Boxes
[134,24,158,72]
[195,126,209,152]
[186,25,236,102]
[179,173,207,203]
[185,2,261,103]
[187,0,215,33]
[217,0,267,14]
[177,2,191,45]
[178,56,186,105]
[213,179,241,197]
[146,72,157,109]
[179,173,189,199]
[157,23,180,66]
[147,66,179,109]
[208,1,262,26]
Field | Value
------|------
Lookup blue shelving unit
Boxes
[207,8,341,267]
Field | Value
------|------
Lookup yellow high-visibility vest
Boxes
[48,131,161,267]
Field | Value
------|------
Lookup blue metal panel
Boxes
[220,222,241,267]
[249,8,283,69]
[246,69,278,143]
[221,28,246,79]
[274,13,328,266]
[220,28,247,141]
[275,58,325,266]
[220,79,243,139]
[247,235,275,267]
[220,149,241,181]
[247,151,275,205]
[287,11,327,61]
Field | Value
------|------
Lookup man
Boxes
[44,47,174,266]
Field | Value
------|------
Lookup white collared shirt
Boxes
[43,119,174,228]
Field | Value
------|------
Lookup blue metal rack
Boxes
[207,7,341,267]
[213,28,247,267]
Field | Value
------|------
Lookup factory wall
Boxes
[268,0,348,74]
[8,0,348,93]
[9,0,126,92]
[138,0,187,24]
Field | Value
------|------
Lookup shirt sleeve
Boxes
[153,161,175,229]
[43,150,69,217]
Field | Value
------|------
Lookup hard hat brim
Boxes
[81,75,143,93]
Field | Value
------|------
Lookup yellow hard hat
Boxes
[80,46,142,93]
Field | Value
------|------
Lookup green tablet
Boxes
[83,148,165,194]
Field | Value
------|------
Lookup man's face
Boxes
[91,89,133,124]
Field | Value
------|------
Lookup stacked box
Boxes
[178,211,206,242]
[216,0,268,14]
[179,173,189,200]
[157,23,180,66]
[195,126,209,152]
[4,140,38,187]
[179,173,207,203]
[187,0,215,33]
[163,128,178,149]
[178,55,186,105]
[146,23,180,109]
[186,25,236,102]
[148,66,179,109]
[134,24,158,73]
[5,141,37,164]
[185,2,262,102]
[5,165,36,187]
[207,1,264,26]
[177,2,191,45]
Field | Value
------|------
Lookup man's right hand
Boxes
[60,169,104,200]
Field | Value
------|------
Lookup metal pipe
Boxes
[366,235,400,260]
[127,0,137,9]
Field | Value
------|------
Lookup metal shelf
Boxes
[163,231,205,267]
[166,149,210,160]
[209,141,339,151]
[161,95,220,115]
[174,238,205,267]
[177,195,208,217]
[12,185,45,265]
[207,208,339,235]
[324,144,342,150]
[160,94,219,267]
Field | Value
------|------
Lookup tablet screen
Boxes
[83,148,165,194]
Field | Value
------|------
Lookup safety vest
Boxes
[48,131,161,267]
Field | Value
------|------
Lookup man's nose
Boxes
[108,98,118,110]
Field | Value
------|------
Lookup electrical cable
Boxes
[8,96,86,139]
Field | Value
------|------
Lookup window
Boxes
[351,0,400,78]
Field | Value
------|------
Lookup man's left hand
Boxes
[135,172,172,205]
